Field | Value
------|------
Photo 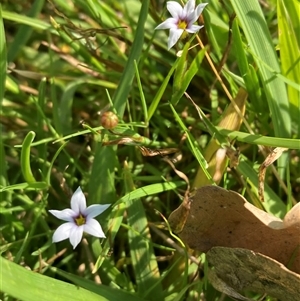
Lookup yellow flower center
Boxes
[75,214,86,226]
[177,20,187,30]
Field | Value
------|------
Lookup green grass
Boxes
[1,0,299,300]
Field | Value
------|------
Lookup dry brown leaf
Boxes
[258,147,288,202]
[284,202,300,228]
[207,247,300,301]
[168,185,300,274]
[208,268,254,301]
[139,146,179,157]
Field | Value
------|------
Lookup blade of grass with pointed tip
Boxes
[0,256,144,301]
[134,60,148,125]
[0,258,99,301]
[0,182,48,192]
[115,181,185,206]
[2,10,52,31]
[171,47,206,105]
[171,41,190,104]
[147,57,179,121]
[216,128,300,149]
[169,103,214,184]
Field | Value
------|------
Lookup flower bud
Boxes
[101,111,119,129]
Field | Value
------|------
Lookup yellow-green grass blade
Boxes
[0,4,6,102]
[171,46,206,105]
[231,0,291,138]
[0,256,145,301]
[278,0,300,126]
[203,4,229,61]
[2,10,52,32]
[216,128,300,149]
[116,181,185,206]
[278,0,300,46]
[172,40,190,102]
[232,19,263,112]
[0,182,48,192]
[147,56,179,121]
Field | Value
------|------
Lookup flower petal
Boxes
[52,222,75,243]
[69,225,84,249]
[187,3,208,24]
[167,1,183,19]
[155,18,177,30]
[48,209,75,222]
[195,3,208,17]
[186,25,203,33]
[70,186,86,214]
[168,28,184,49]
[84,204,110,219]
[183,0,195,16]
[84,218,106,238]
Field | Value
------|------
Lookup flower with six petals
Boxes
[155,0,208,50]
[49,187,110,249]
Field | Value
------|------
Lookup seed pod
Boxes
[101,111,119,129]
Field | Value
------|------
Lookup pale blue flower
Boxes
[155,0,208,49]
[49,187,110,249]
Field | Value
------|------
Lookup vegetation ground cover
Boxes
[1,0,299,300]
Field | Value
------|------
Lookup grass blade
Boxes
[231,0,291,138]
[278,0,300,127]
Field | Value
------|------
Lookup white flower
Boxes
[49,187,110,249]
[155,0,208,50]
